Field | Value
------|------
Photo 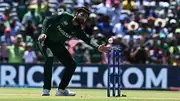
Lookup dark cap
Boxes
[77,7,91,16]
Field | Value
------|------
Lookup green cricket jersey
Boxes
[41,12,100,49]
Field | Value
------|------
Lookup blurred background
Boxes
[0,0,180,66]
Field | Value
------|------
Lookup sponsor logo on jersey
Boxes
[71,32,75,35]
[64,21,68,25]
[57,25,72,39]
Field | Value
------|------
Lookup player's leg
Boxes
[36,41,54,96]
[50,44,77,96]
[42,48,54,90]
[42,58,53,96]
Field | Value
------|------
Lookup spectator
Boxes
[0,28,15,46]
[127,21,139,38]
[153,18,168,36]
[9,18,22,36]
[158,34,169,54]
[136,19,151,38]
[22,8,42,26]
[73,41,90,64]
[168,39,180,66]
[122,0,135,11]
[113,17,127,36]
[16,0,28,21]
[23,42,37,63]
[124,37,135,64]
[25,35,33,44]
[24,20,36,37]
[175,28,180,45]
[123,21,139,47]
[76,0,91,7]
[130,37,149,64]
[91,26,100,36]
[145,34,159,49]
[149,43,166,65]
[89,33,106,64]
[0,42,8,62]
[29,0,47,14]
[15,34,25,47]
[58,3,67,15]
[168,19,178,33]
[177,5,180,24]
[67,39,81,55]
[2,9,11,28]
[177,0,180,5]
[98,15,113,39]
[0,20,6,36]
[7,34,25,63]
[110,0,122,25]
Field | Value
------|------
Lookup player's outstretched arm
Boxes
[76,30,111,53]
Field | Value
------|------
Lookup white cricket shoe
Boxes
[55,89,76,96]
[42,89,50,96]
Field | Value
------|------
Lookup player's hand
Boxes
[38,34,47,41]
[98,45,111,53]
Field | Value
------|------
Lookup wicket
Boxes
[107,48,122,97]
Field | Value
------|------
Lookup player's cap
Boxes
[77,7,91,16]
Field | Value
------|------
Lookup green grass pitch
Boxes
[0,88,180,101]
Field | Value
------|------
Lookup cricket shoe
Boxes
[55,89,76,96]
[42,89,50,96]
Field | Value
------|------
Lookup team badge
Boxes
[64,21,68,25]
[72,32,75,35]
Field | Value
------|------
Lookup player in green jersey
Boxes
[38,7,110,96]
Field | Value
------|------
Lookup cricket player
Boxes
[38,7,110,96]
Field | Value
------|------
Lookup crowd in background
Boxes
[0,0,180,66]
